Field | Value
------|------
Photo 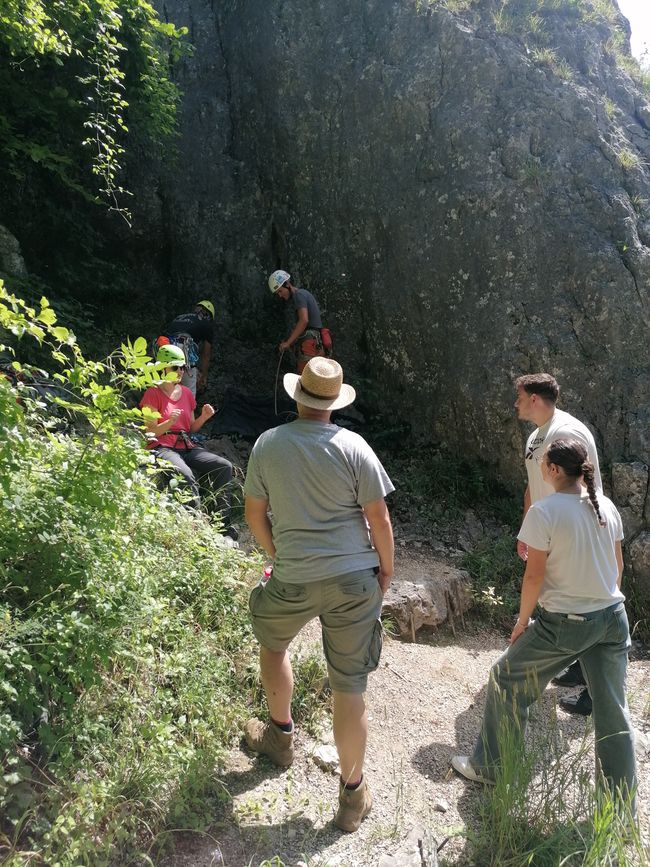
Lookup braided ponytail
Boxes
[546,438,606,529]
[583,460,606,527]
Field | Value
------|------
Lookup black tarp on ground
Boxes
[208,388,296,440]
[207,387,363,441]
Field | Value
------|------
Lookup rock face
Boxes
[117,1,650,576]
[125,0,650,483]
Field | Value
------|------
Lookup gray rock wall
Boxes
[126,0,650,597]
[138,0,650,461]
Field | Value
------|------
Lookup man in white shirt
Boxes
[514,372,602,715]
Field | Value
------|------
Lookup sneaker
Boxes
[244,718,294,767]
[559,688,592,716]
[450,755,495,786]
[222,525,239,541]
[552,660,585,688]
[334,778,372,832]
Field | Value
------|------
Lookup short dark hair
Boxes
[515,373,559,404]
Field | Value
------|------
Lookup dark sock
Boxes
[271,718,293,733]
[343,775,363,790]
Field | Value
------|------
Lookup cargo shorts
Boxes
[249,567,383,694]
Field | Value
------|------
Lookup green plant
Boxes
[531,46,558,66]
[603,96,617,119]
[617,147,641,171]
[0,0,188,218]
[463,534,522,625]
[629,193,648,214]
[0,282,279,863]
[465,692,644,865]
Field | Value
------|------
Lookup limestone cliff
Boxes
[123,0,650,584]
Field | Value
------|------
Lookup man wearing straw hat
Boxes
[243,357,395,833]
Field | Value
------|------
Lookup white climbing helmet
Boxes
[268,270,290,294]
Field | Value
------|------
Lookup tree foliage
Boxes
[0,0,188,219]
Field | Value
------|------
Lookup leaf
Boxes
[37,308,57,326]
[52,326,70,342]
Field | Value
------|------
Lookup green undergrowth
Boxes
[382,445,520,526]
[382,444,523,623]
[0,284,294,864]
[456,697,645,866]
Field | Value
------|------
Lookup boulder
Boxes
[629,530,650,609]
[382,555,472,639]
[0,225,27,279]
[611,461,649,540]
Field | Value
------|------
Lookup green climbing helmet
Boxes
[156,344,186,367]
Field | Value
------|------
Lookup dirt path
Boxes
[163,550,650,867]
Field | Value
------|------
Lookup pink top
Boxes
[140,385,197,449]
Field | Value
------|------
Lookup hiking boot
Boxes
[559,688,592,717]
[244,718,294,767]
[552,660,585,688]
[334,778,373,833]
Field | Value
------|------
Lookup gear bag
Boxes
[320,327,333,356]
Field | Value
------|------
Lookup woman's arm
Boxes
[510,545,547,644]
[189,403,215,433]
[615,540,624,589]
[145,409,181,437]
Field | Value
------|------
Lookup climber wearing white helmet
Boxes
[268,270,332,373]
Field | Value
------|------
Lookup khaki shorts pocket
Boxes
[365,618,383,671]
[249,582,263,616]
[272,577,308,601]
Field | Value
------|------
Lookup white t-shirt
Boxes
[244,420,394,583]
[525,409,602,504]
[518,492,624,613]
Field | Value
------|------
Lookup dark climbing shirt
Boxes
[293,288,322,329]
[165,312,214,343]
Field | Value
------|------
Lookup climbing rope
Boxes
[274,348,285,418]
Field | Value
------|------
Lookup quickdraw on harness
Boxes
[169,430,197,450]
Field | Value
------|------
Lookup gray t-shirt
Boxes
[293,288,322,329]
[244,420,394,583]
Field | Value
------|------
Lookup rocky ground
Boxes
[161,545,650,867]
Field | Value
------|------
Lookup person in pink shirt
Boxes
[140,344,237,541]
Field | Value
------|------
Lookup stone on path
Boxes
[378,826,439,866]
[311,744,340,774]
[382,556,472,639]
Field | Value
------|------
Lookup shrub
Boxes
[0,283,263,863]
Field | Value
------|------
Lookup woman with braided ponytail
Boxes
[452,438,637,817]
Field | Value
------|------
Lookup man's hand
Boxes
[279,340,291,352]
[377,568,392,594]
[517,540,528,561]
[201,403,215,420]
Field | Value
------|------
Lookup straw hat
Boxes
[284,358,356,410]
